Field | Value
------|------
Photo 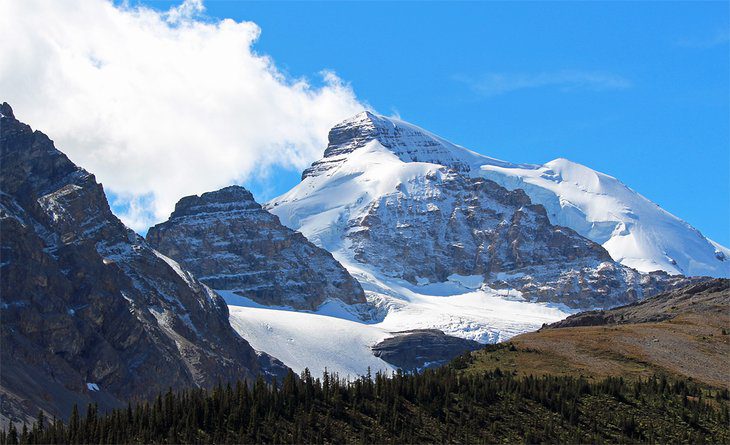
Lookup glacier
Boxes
[223,272,572,377]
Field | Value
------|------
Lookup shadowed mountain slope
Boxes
[0,103,288,426]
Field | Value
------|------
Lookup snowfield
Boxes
[479,158,730,278]
[224,265,572,377]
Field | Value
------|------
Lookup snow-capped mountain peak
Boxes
[480,157,729,277]
[301,111,511,180]
[275,111,729,278]
[250,112,714,376]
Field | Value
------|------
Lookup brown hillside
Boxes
[466,279,730,388]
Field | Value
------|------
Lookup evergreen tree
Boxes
[3,365,729,444]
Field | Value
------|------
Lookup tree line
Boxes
[3,361,729,444]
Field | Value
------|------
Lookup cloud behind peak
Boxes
[0,0,365,231]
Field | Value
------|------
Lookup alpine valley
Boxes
[1,103,727,428]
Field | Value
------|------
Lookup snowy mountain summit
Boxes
[122,110,723,378]
[301,111,497,180]
[273,111,728,280]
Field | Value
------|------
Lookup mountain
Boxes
[465,279,730,389]
[0,103,288,427]
[219,111,700,378]
[274,111,729,279]
[268,111,696,309]
[480,159,729,278]
[146,185,366,310]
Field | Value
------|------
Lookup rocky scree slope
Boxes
[269,112,698,309]
[0,103,287,426]
[146,185,365,310]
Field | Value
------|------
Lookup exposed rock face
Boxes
[146,186,365,310]
[302,112,729,279]
[0,103,288,425]
[347,169,694,308]
[371,330,482,372]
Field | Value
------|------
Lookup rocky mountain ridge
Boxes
[301,111,499,180]
[146,185,365,310]
[465,279,730,389]
[346,169,692,307]
[0,103,287,426]
[547,278,729,328]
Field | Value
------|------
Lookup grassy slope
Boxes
[466,280,730,389]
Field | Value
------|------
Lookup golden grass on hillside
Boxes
[467,308,730,389]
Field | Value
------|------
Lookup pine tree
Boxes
[6,423,18,445]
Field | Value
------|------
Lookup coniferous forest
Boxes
[3,358,729,445]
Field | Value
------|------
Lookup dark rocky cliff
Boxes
[0,103,288,426]
[147,185,365,310]
[372,330,483,372]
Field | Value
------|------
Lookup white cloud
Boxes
[0,0,365,231]
[457,70,632,97]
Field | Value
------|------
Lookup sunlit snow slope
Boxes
[480,160,729,277]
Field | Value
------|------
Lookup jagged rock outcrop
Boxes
[0,103,288,426]
[146,186,365,310]
[302,111,491,180]
[371,330,482,372]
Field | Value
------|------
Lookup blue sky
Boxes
[139,0,729,244]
